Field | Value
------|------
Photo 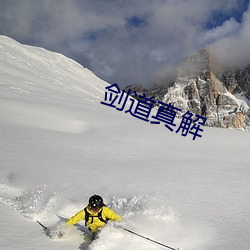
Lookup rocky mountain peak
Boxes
[177,49,210,78]
[217,66,250,100]
[124,48,250,130]
[163,49,250,129]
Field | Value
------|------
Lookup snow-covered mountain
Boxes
[126,49,250,130]
[0,36,250,250]
[164,49,250,129]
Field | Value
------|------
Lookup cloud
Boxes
[0,0,249,87]
[200,18,240,45]
[209,4,250,69]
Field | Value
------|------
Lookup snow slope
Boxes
[0,36,250,250]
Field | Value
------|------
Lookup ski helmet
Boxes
[89,195,104,210]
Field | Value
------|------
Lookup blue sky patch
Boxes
[206,0,249,29]
[126,15,148,28]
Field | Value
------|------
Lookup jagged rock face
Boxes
[124,83,147,94]
[162,49,250,129]
[123,83,147,100]
[123,49,250,130]
[124,83,169,104]
[218,66,250,100]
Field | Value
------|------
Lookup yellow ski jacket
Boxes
[67,206,121,233]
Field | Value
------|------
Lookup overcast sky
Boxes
[0,0,249,88]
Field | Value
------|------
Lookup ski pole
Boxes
[37,220,48,231]
[122,227,180,250]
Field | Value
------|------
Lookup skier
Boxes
[66,194,121,239]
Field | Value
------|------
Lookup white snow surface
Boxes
[0,36,250,250]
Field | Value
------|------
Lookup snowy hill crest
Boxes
[0,35,109,133]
